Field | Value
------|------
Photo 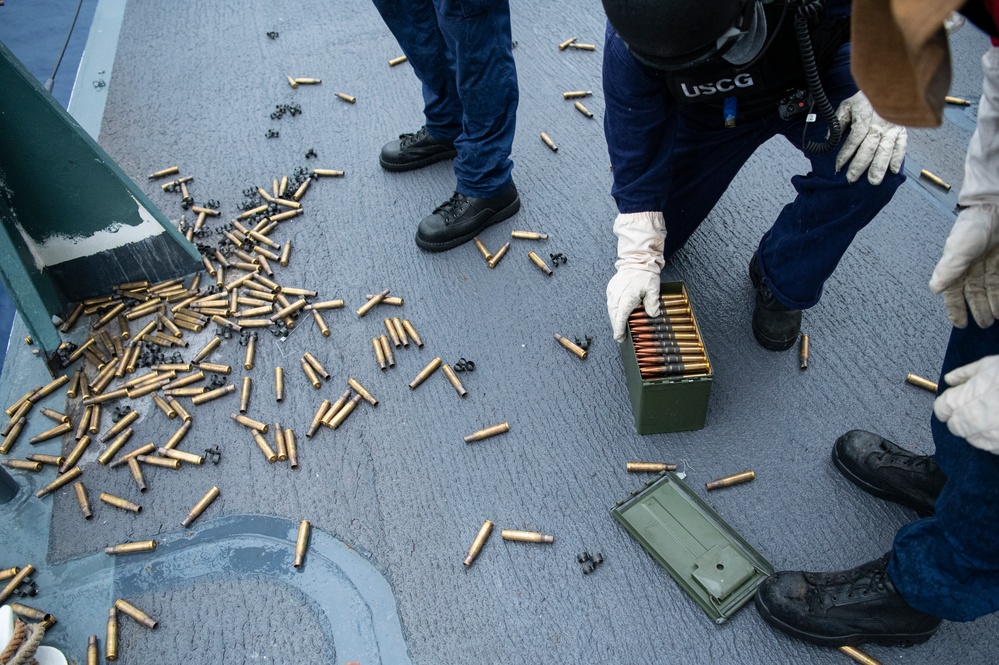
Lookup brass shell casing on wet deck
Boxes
[182,486,221,527]
[463,520,493,568]
[294,520,311,568]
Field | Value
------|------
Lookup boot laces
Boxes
[876,442,933,470]
[399,127,429,149]
[812,555,889,604]
[433,192,469,224]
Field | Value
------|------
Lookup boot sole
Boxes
[748,254,798,351]
[379,149,457,173]
[415,195,521,252]
[754,593,940,648]
[831,444,935,517]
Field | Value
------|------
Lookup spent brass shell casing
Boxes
[799,333,810,370]
[35,374,70,400]
[626,462,677,473]
[158,447,204,465]
[511,230,548,241]
[410,357,443,389]
[76,406,93,441]
[192,383,236,405]
[944,95,971,106]
[192,336,222,363]
[562,90,592,99]
[39,407,70,424]
[303,352,330,380]
[109,442,156,469]
[373,337,387,371]
[115,599,158,629]
[558,36,577,50]
[244,332,257,370]
[393,317,409,346]
[231,413,269,433]
[487,242,510,268]
[279,241,292,266]
[6,388,38,416]
[3,459,43,472]
[61,302,85,332]
[61,435,92,472]
[473,237,492,262]
[163,421,192,451]
[198,362,232,375]
[292,178,311,201]
[0,565,35,605]
[274,366,286,402]
[152,393,177,419]
[240,377,252,413]
[98,429,134,465]
[106,607,118,661]
[464,520,493,567]
[501,529,555,544]
[441,364,468,397]
[105,540,157,555]
[301,358,322,389]
[313,309,331,336]
[388,55,408,66]
[164,387,206,397]
[336,92,357,103]
[357,289,390,317]
[380,335,395,367]
[29,421,73,444]
[4,394,31,428]
[0,567,19,581]
[329,394,362,430]
[402,319,423,347]
[169,398,191,423]
[294,519,311,568]
[540,131,558,152]
[385,317,403,347]
[137,454,180,470]
[312,168,345,178]
[568,42,596,50]
[308,299,345,311]
[528,251,553,276]
[26,453,63,466]
[148,165,180,179]
[705,470,756,491]
[74,481,93,519]
[464,422,510,443]
[274,423,287,461]
[252,430,278,462]
[838,645,882,665]
[919,168,952,191]
[323,390,352,427]
[286,73,298,88]
[347,378,378,406]
[8,602,53,626]
[287,429,298,468]
[182,486,220,527]
[574,101,594,118]
[306,400,332,438]
[294,77,321,85]
[101,492,142,513]
[0,418,26,455]
[88,635,99,665]
[554,334,587,360]
[906,373,938,393]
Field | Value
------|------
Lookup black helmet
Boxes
[603,0,758,71]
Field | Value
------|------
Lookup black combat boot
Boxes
[380,126,457,172]
[833,430,946,517]
[756,554,942,647]
[415,181,520,252]
[749,253,801,351]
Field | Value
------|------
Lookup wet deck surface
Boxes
[2,1,999,663]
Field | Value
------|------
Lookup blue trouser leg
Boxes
[888,320,999,622]
[370,0,463,142]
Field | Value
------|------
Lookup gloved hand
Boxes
[607,212,666,342]
[934,355,999,453]
[928,205,999,328]
[834,91,907,186]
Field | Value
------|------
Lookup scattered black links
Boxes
[112,405,133,422]
[574,335,593,351]
[238,331,255,346]
[204,199,221,209]
[170,352,184,363]
[305,148,318,159]
[266,31,279,39]
[14,580,37,598]
[164,182,180,193]
[204,445,222,464]
[92,78,105,89]
[453,358,475,372]
[576,551,591,564]
[593,552,604,565]
[217,325,233,339]
[208,374,228,389]
[550,253,568,267]
[265,129,280,138]
[581,562,595,575]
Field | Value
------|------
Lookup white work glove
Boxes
[834,91,907,186]
[934,355,999,453]
[607,212,666,342]
[929,205,999,328]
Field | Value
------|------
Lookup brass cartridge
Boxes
[115,599,158,629]
[83,388,128,406]
[336,92,357,103]
[906,373,938,393]
[487,242,510,268]
[182,486,220,527]
[562,90,592,99]
[501,529,555,544]
[252,430,278,462]
[128,457,149,492]
[9,602,54,627]
[29,421,73,444]
[6,387,38,417]
[409,357,442,389]
[279,176,289,197]
[347,378,378,406]
[26,453,63,467]
[109,442,156,469]
[137,454,180,470]
[0,565,35,605]
[402,319,423,347]
[357,289,390,317]
[837,645,881,665]
[705,470,755,491]
[366,294,404,306]
[4,401,32,435]
[292,178,311,201]
[568,42,596,50]
[126,379,169,400]
[35,374,70,400]
[158,447,204,465]
[919,168,952,191]
[240,377,252,413]
[540,132,558,152]
[152,393,177,419]
[306,400,332,438]
[286,429,298,469]
[93,303,127,330]
[944,95,971,106]
[274,366,285,402]
[244,332,257,370]
[148,165,180,179]
[192,383,236,405]
[61,302,85,332]
[286,73,298,88]
[464,422,510,443]
[627,462,677,473]
[574,101,594,118]
[464,520,493,567]
[101,492,142,513]
[66,337,97,364]
[441,364,468,398]
[274,423,288,461]
[294,520,311,568]
[303,352,330,379]
[329,394,363,430]
[170,398,191,423]
[323,390,353,427]
[73,481,93,519]
[266,208,303,223]
[61,435,91,472]
[102,408,138,438]
[164,387,206,397]
[392,317,408,347]
[126,342,143,373]
[106,607,118,661]
[528,251,553,276]
[198,362,232,375]
[159,315,182,338]
[230,413,269,433]
[253,274,281,292]
[279,241,292,266]
[105,540,157,555]
[313,309,331,336]
[307,299,345,311]
[83,347,107,370]
[87,635,98,665]
[388,55,408,66]
[554,334,587,359]
[799,333,810,370]
[250,229,280,248]
[301,358,322,388]
[39,407,70,424]
[238,204,269,220]
[384,318,403,347]
[163,421,192,451]
[76,406,93,440]
[272,196,301,210]
[192,336,222,363]
[2,459,42,472]
[0,567,19,581]
[0,418,26,454]
[373,337,387,371]
[66,370,82,399]
[511,230,548,241]
[473,237,492,261]
[35,467,82,497]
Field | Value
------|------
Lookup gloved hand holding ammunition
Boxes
[607,212,666,343]
[929,205,999,328]
[934,355,999,453]
[834,91,907,186]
